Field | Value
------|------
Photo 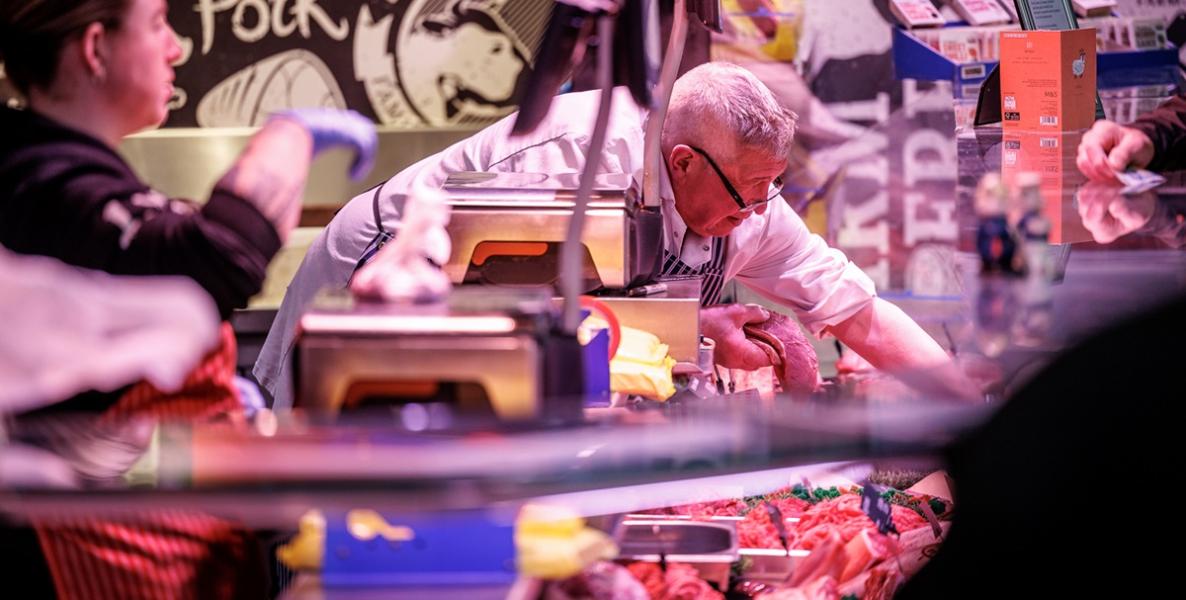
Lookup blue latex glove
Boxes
[272,108,378,181]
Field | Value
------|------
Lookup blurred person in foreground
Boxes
[0,0,375,596]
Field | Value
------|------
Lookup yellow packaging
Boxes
[583,316,676,401]
[515,504,617,579]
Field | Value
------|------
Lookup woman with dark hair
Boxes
[0,0,375,596]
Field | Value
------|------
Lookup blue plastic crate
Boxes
[892,27,999,88]
[583,328,611,407]
[322,508,518,587]
[892,25,1180,96]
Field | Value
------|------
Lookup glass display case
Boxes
[4,92,1186,598]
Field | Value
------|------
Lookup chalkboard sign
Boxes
[167,0,550,128]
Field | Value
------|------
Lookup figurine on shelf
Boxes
[1013,172,1048,240]
[1012,171,1053,274]
[1009,173,1057,348]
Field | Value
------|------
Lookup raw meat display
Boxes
[565,484,952,600]
[548,561,650,600]
[624,562,724,600]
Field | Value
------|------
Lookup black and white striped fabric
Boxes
[659,236,727,306]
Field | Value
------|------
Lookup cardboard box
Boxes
[999,130,1090,244]
[999,29,1097,131]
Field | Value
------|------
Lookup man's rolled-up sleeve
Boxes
[1129,94,1186,173]
[732,202,876,336]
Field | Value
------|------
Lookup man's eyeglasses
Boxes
[689,145,784,214]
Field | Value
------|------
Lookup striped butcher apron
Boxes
[659,236,728,306]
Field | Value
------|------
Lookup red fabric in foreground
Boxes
[35,323,261,600]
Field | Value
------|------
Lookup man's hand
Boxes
[1076,120,1155,182]
[701,303,773,370]
[828,299,982,402]
[1075,182,1158,244]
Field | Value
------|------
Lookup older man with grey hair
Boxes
[255,62,967,407]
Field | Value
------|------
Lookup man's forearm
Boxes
[827,299,947,371]
[827,298,976,399]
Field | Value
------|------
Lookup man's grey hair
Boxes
[663,62,798,159]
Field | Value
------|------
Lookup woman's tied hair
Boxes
[0,0,128,95]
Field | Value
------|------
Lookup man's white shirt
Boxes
[254,88,875,407]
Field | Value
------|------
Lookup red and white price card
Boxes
[949,0,1014,26]
[1072,0,1117,19]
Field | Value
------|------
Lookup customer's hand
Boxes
[1075,182,1157,244]
[1076,120,1155,182]
[700,303,772,370]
